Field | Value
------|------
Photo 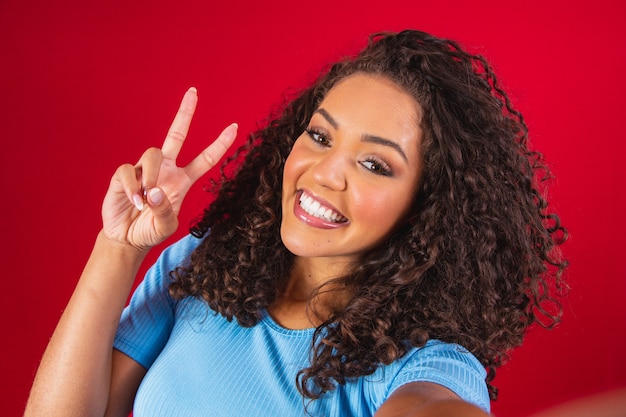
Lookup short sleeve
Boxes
[113,234,203,369]
[384,340,490,412]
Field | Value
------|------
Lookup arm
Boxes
[25,234,149,417]
[375,382,491,417]
[24,88,238,417]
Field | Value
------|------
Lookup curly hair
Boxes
[169,30,568,401]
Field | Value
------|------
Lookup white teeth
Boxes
[299,192,346,223]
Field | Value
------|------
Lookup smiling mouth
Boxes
[298,191,348,223]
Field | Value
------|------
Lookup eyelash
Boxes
[360,157,393,176]
[304,127,393,177]
[305,127,329,146]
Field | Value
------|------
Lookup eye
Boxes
[360,157,393,176]
[305,128,330,146]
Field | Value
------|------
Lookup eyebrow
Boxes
[314,108,409,163]
[361,134,408,163]
[316,108,338,129]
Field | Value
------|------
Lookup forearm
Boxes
[25,231,148,417]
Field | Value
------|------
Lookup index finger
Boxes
[185,123,238,183]
[161,87,198,160]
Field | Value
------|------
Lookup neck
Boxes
[268,256,354,329]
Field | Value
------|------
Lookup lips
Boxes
[293,190,349,229]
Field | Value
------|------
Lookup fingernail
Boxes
[148,187,164,205]
[132,194,144,211]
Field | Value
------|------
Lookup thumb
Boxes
[146,187,178,237]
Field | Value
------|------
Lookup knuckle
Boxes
[159,205,174,219]
[167,129,186,143]
[115,163,135,176]
[200,151,217,167]
[143,147,162,159]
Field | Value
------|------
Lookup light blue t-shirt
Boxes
[114,235,490,416]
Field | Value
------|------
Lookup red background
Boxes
[1,1,625,416]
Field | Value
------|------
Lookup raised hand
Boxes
[101,87,238,250]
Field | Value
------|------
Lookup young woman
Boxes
[25,30,567,417]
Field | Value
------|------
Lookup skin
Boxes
[275,74,423,329]
[24,86,491,417]
[24,88,238,417]
[280,74,423,264]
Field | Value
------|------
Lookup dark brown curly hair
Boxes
[169,30,567,401]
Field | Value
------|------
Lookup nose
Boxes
[311,148,348,191]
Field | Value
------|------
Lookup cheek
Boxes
[282,155,297,190]
[354,193,389,222]
[352,185,414,228]
[282,144,308,188]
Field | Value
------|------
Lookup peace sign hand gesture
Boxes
[101,87,237,251]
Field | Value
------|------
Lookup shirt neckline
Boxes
[260,309,318,337]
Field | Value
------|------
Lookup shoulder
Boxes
[137,233,204,291]
[369,340,490,413]
[113,233,206,368]
[398,340,486,375]
[157,233,205,268]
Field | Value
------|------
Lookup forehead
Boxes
[317,73,423,155]
[319,73,422,129]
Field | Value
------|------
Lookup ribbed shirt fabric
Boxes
[114,234,490,416]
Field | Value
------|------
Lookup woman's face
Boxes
[280,73,423,263]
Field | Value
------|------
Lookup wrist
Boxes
[96,230,151,259]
